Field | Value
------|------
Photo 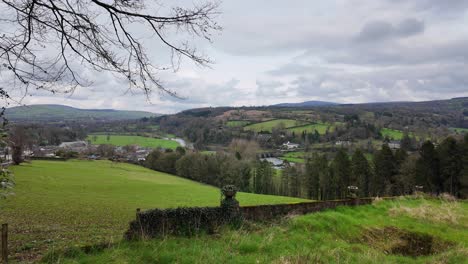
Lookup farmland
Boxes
[380,128,404,140]
[87,134,179,149]
[1,160,308,261]
[287,122,334,134]
[47,197,468,263]
[226,120,251,127]
[244,119,307,132]
[282,151,306,163]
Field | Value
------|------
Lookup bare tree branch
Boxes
[0,0,221,106]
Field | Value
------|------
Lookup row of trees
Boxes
[142,136,467,200]
[278,135,467,200]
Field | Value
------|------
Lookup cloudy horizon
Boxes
[4,0,468,114]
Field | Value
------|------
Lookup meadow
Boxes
[380,128,404,140]
[226,120,251,127]
[1,160,308,262]
[282,151,306,163]
[46,197,468,263]
[87,134,179,149]
[287,122,334,135]
[244,119,307,132]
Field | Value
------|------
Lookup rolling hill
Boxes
[273,100,338,107]
[3,160,308,261]
[4,104,158,121]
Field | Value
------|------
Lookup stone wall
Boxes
[125,198,375,240]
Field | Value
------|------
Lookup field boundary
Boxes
[126,198,380,239]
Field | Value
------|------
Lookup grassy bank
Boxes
[86,134,179,149]
[1,160,308,262]
[46,197,468,263]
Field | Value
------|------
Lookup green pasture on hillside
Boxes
[226,120,251,127]
[287,123,334,134]
[380,128,405,140]
[48,197,468,263]
[87,134,179,149]
[451,127,468,134]
[282,151,306,163]
[1,160,308,261]
[244,119,308,132]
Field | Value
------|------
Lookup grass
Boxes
[87,134,180,149]
[1,160,308,262]
[47,197,468,263]
[287,122,334,135]
[451,127,468,134]
[244,119,308,133]
[380,128,404,140]
[226,120,251,127]
[282,151,306,163]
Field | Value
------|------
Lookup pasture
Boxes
[87,134,179,149]
[244,119,308,132]
[282,151,306,163]
[1,160,308,261]
[47,197,468,263]
[226,120,251,127]
[380,128,404,140]
[287,122,334,135]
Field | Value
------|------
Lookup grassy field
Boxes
[47,197,468,263]
[244,119,307,132]
[226,120,251,127]
[87,134,179,149]
[380,128,404,140]
[282,151,306,163]
[287,122,334,134]
[451,127,468,134]
[1,160,308,262]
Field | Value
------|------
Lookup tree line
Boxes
[143,135,468,200]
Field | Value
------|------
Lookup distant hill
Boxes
[5,104,158,122]
[273,100,338,107]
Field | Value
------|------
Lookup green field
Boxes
[87,134,179,149]
[287,123,334,135]
[226,120,251,127]
[380,128,404,140]
[1,160,308,261]
[282,151,306,163]
[48,197,468,263]
[244,119,307,132]
[451,127,468,134]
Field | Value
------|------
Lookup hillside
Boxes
[2,160,308,262]
[273,100,338,107]
[4,104,158,121]
[47,197,468,263]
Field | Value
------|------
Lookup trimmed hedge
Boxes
[30,156,68,161]
[125,198,379,240]
[125,206,240,239]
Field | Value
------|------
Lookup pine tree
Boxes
[438,137,462,196]
[460,134,468,198]
[415,141,440,194]
[351,149,372,197]
[305,154,320,199]
[373,144,397,196]
[331,149,350,199]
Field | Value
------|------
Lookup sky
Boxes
[3,0,468,114]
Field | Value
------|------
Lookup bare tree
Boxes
[0,0,221,108]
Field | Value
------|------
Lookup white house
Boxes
[282,141,299,150]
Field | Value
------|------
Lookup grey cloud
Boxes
[356,19,424,42]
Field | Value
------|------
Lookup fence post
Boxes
[1,223,7,264]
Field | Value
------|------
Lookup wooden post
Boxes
[136,208,141,220]
[1,223,7,264]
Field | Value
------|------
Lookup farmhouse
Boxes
[59,141,88,152]
[388,141,401,149]
[282,141,299,150]
[335,140,351,147]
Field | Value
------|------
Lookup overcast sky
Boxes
[6,0,468,114]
